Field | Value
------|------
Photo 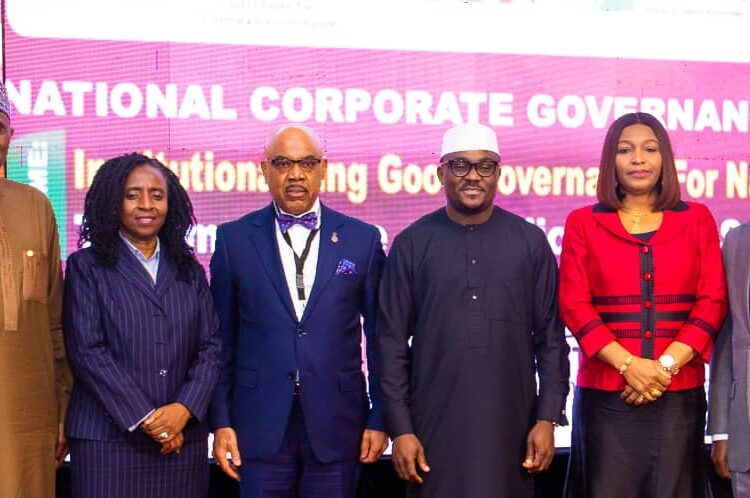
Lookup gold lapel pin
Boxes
[331,232,339,243]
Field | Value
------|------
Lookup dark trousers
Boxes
[565,386,709,498]
[239,398,361,498]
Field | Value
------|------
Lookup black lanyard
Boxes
[280,228,319,300]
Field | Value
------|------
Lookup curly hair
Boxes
[78,152,200,282]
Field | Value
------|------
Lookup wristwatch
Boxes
[658,354,680,375]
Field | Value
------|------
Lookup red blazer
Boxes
[559,201,727,391]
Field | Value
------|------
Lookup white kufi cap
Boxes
[441,123,498,158]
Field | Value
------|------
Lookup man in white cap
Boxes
[0,80,72,498]
[377,123,569,498]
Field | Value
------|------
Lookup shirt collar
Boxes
[119,232,161,262]
[273,198,321,229]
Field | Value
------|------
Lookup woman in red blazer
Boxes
[559,112,727,498]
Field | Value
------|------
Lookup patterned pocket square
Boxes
[335,259,357,275]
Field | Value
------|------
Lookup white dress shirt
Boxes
[274,199,321,321]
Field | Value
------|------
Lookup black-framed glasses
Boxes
[441,158,499,178]
[268,156,323,171]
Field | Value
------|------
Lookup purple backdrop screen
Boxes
[6,0,750,448]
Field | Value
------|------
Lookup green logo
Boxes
[7,130,67,256]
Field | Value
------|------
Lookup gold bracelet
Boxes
[618,354,634,375]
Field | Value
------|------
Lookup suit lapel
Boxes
[646,202,689,246]
[591,202,689,245]
[154,251,177,299]
[116,241,165,313]
[736,225,750,334]
[591,204,637,242]
[246,204,297,322]
[301,205,346,322]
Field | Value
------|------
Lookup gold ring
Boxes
[650,388,662,397]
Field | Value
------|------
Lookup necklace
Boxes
[618,207,660,233]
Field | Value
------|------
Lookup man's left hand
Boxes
[711,440,730,479]
[359,429,388,464]
[141,402,192,443]
[522,420,555,473]
[55,423,68,469]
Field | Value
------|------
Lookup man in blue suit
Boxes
[210,125,388,498]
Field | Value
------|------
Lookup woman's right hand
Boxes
[160,432,184,455]
[622,357,671,402]
[621,385,660,405]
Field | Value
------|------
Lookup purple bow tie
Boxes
[277,212,317,233]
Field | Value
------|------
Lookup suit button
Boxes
[644,330,653,339]
[286,372,295,380]
[643,272,652,281]
[297,327,306,336]
[644,300,652,309]
[159,369,167,377]
[641,245,650,254]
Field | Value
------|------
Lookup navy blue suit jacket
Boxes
[63,243,221,444]
[209,203,385,463]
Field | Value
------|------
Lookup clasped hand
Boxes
[140,402,192,455]
[620,357,671,405]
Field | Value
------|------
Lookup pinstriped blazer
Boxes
[63,242,221,443]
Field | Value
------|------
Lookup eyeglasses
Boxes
[441,158,499,178]
[268,156,323,171]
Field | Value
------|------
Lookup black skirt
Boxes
[564,386,709,498]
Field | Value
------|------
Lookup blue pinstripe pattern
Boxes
[63,241,221,495]
[69,437,209,498]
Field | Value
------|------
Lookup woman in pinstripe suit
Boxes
[63,153,222,498]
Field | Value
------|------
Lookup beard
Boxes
[447,183,494,215]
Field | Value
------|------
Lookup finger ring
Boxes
[159,432,169,440]
[636,394,645,401]
[650,388,661,397]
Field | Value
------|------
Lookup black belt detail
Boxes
[640,244,655,359]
